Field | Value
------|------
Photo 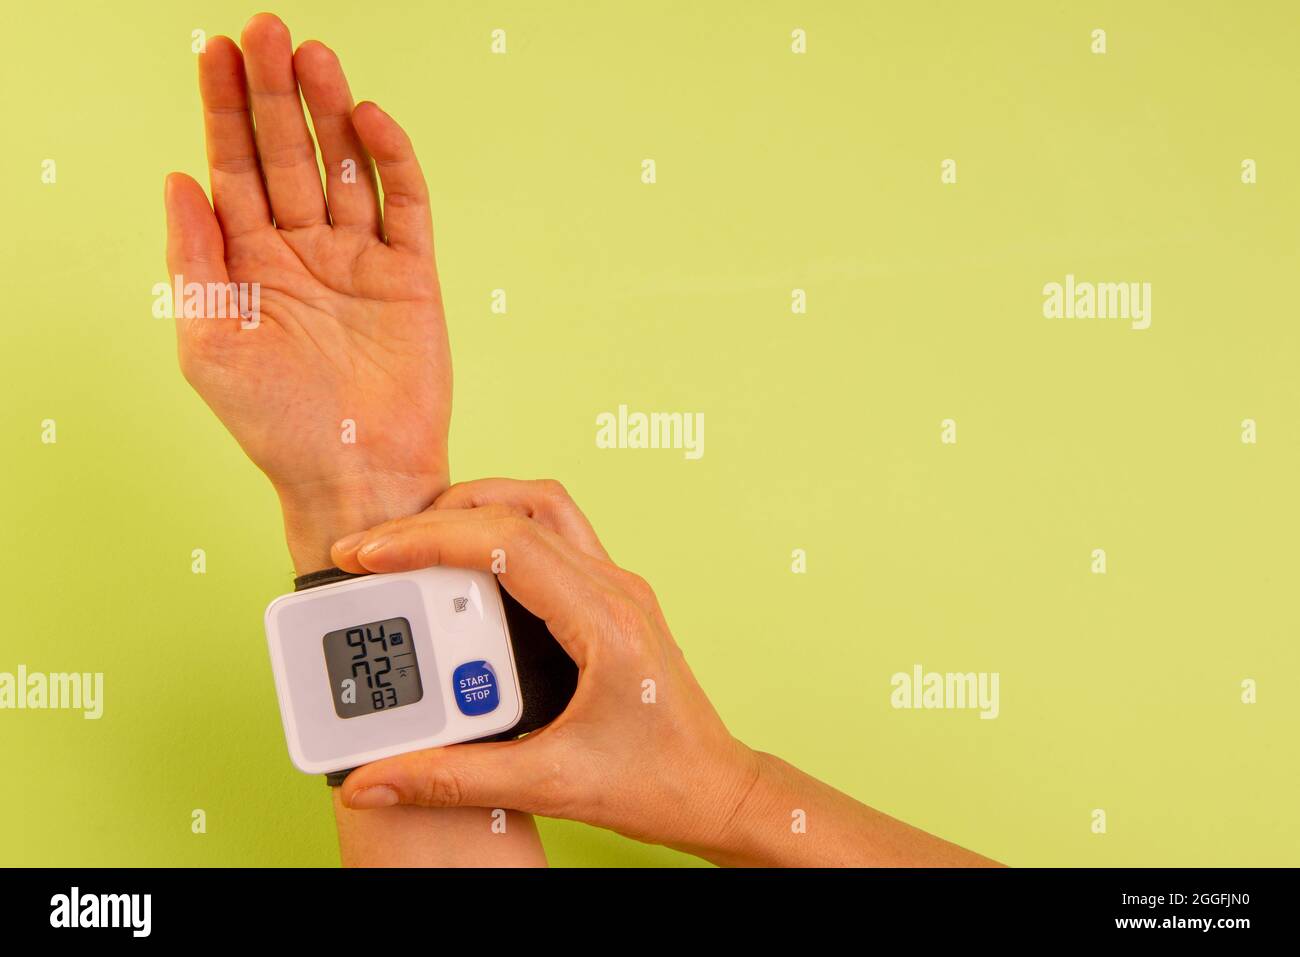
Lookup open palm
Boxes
[165,15,450,566]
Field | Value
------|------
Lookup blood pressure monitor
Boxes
[264,567,576,778]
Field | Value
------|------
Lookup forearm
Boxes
[689,750,1002,868]
[332,792,546,867]
[278,483,548,868]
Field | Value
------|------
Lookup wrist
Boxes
[686,749,799,868]
[275,471,448,575]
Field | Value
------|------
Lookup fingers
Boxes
[331,504,525,568]
[293,40,382,235]
[197,36,272,240]
[433,481,668,631]
[164,173,237,336]
[341,739,557,814]
[435,479,610,560]
[240,13,329,229]
[198,17,432,252]
[351,101,434,255]
[330,506,608,662]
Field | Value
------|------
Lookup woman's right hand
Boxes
[330,478,1000,867]
[329,478,766,858]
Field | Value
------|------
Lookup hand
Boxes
[164,14,450,571]
[328,478,765,857]
[329,479,1001,866]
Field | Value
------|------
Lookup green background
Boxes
[2,0,1296,866]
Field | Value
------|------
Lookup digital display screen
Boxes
[322,618,423,719]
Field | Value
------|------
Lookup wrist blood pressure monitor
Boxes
[264,567,576,782]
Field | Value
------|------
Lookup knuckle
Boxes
[501,513,538,546]
[257,139,318,170]
[481,503,526,521]
[617,571,657,607]
[417,764,464,807]
[437,482,472,508]
[209,155,261,176]
[525,755,567,810]
[524,738,583,819]
[380,188,428,209]
[602,592,651,644]
[534,478,570,504]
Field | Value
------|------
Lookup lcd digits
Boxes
[322,617,424,719]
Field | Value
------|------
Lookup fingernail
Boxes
[358,536,390,557]
[332,532,366,553]
[349,786,399,809]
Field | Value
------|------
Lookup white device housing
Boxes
[264,568,523,774]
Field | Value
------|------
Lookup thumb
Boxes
[341,738,556,814]
[164,173,237,338]
[164,172,230,287]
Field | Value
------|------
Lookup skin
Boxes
[164,13,544,866]
[168,12,997,869]
[332,479,1003,867]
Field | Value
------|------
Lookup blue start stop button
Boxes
[451,660,499,716]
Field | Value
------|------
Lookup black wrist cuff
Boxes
[294,567,365,591]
